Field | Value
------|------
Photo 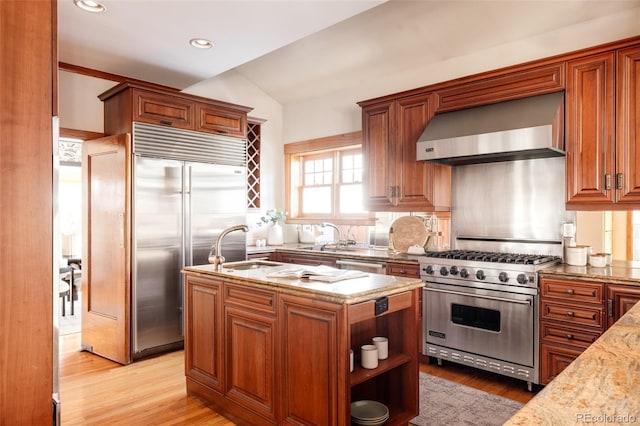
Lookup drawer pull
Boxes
[566,289,574,295]
[399,269,406,274]
[160,119,173,126]
[566,311,575,317]
[566,334,574,340]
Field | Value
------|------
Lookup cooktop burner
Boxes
[426,250,559,265]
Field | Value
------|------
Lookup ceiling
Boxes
[58,0,640,105]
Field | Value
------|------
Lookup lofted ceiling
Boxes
[58,0,640,105]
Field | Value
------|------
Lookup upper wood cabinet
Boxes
[434,62,565,112]
[99,81,252,138]
[360,92,451,212]
[566,45,640,209]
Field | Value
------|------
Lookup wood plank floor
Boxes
[59,334,537,424]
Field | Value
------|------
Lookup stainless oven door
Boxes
[424,282,535,367]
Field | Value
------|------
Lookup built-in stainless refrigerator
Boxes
[132,123,247,358]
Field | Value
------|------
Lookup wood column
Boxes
[0,0,56,423]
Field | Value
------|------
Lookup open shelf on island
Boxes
[350,353,412,386]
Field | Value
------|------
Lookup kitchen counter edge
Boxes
[182,263,423,305]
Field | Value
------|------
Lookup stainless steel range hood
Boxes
[417,92,565,165]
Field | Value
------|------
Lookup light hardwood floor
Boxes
[59,334,536,424]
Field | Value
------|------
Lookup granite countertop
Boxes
[249,242,426,264]
[506,300,640,425]
[540,260,640,288]
[183,261,423,304]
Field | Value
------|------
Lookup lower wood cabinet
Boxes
[539,277,605,385]
[184,272,420,425]
[539,276,640,385]
[275,251,338,267]
[607,284,640,327]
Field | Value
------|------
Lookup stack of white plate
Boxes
[350,400,389,425]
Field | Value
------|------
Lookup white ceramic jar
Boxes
[565,245,590,266]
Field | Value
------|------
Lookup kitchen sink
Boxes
[222,260,281,271]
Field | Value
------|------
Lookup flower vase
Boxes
[267,222,284,246]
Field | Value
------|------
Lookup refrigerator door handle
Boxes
[184,164,193,267]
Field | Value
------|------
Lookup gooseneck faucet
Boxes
[208,224,249,270]
[320,222,342,245]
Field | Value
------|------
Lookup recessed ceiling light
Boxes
[189,38,214,49]
[74,0,106,13]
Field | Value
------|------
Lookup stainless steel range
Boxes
[420,247,560,390]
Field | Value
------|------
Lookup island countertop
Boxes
[183,262,424,304]
[505,300,640,425]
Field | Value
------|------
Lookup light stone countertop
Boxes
[540,260,640,288]
[183,262,424,304]
[505,300,640,425]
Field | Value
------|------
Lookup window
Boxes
[285,132,373,225]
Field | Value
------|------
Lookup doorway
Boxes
[58,136,83,338]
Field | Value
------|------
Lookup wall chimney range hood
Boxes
[417,92,565,165]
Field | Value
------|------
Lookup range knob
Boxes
[476,270,486,280]
[449,266,459,275]
[440,266,449,276]
[517,273,528,284]
[499,272,509,283]
[424,265,434,275]
[460,268,469,278]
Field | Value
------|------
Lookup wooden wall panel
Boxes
[0,1,56,423]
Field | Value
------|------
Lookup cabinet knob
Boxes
[566,288,574,295]
[566,334,574,340]
[605,174,612,190]
[566,311,575,317]
[399,269,406,274]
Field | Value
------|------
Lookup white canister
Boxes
[372,336,388,360]
[361,345,378,369]
[565,245,590,266]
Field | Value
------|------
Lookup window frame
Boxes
[284,131,374,226]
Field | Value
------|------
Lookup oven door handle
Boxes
[336,259,386,269]
[424,287,532,306]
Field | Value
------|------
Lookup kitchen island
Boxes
[182,261,423,425]
[505,299,640,425]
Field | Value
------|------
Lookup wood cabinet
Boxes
[606,284,640,327]
[360,93,451,212]
[566,45,640,208]
[386,262,420,278]
[99,81,252,138]
[434,62,565,112]
[183,272,420,425]
[539,277,605,384]
[275,250,338,267]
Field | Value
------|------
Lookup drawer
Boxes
[224,283,276,314]
[540,300,605,329]
[134,89,195,130]
[540,278,604,304]
[540,321,601,349]
[386,262,420,278]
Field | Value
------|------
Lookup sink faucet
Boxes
[320,222,342,245]
[208,224,249,271]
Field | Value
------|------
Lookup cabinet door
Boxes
[396,93,443,210]
[565,52,616,207]
[196,102,247,138]
[607,284,640,327]
[184,276,224,393]
[133,89,195,130]
[362,100,396,210]
[225,306,276,421]
[82,134,132,365]
[540,343,583,385]
[279,295,346,425]
[616,45,640,203]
